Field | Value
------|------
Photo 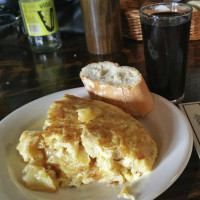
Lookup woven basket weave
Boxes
[120,0,156,41]
[120,0,200,41]
[190,12,200,40]
[124,9,142,41]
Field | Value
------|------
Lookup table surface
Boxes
[1,27,200,200]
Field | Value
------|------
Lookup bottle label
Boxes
[20,0,59,36]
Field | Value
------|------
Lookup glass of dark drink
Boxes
[139,2,192,104]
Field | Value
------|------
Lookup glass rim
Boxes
[139,2,193,17]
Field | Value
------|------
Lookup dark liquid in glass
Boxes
[141,12,191,101]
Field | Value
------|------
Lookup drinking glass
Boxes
[80,0,122,55]
[140,2,192,103]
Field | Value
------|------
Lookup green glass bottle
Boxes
[19,0,62,53]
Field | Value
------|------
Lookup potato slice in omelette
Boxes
[16,94,158,195]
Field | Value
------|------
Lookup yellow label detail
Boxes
[20,0,59,36]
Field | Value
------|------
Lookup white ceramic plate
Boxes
[0,87,193,200]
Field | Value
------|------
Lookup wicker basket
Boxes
[125,9,142,40]
[120,0,200,41]
[124,9,142,41]
[120,0,157,41]
[190,12,200,40]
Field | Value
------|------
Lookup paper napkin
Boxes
[179,102,200,158]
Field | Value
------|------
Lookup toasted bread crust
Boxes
[80,62,154,116]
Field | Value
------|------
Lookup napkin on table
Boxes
[179,102,200,158]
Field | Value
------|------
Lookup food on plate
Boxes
[118,185,135,200]
[16,94,158,198]
[80,61,153,116]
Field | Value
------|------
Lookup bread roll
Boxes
[80,61,153,116]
